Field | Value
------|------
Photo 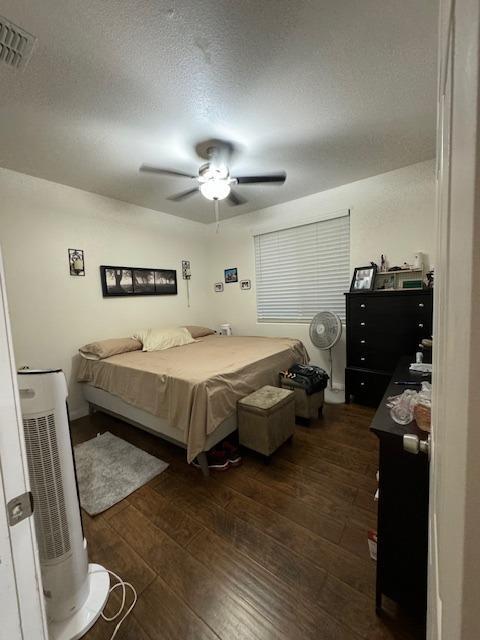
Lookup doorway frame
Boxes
[0,248,48,640]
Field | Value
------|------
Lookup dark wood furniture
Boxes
[371,357,430,626]
[345,289,433,406]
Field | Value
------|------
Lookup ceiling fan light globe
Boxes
[200,180,231,201]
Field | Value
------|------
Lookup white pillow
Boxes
[133,327,195,352]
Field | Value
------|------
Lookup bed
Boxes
[77,334,308,473]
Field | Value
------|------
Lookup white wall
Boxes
[0,168,210,418]
[204,160,436,390]
[0,160,435,416]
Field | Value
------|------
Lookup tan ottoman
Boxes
[279,380,325,423]
[238,385,295,458]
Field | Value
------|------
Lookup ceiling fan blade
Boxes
[227,190,248,206]
[233,171,286,185]
[139,164,196,179]
[167,187,199,202]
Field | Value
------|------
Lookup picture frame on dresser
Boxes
[350,265,377,292]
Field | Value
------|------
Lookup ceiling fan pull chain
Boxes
[214,198,220,233]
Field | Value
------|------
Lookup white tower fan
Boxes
[18,369,110,640]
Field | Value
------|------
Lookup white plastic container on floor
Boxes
[219,323,232,336]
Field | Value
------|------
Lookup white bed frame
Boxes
[83,385,237,476]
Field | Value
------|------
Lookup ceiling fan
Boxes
[139,139,287,207]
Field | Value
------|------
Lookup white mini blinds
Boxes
[254,213,350,322]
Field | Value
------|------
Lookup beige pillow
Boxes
[79,337,142,360]
[184,325,216,339]
[134,327,195,352]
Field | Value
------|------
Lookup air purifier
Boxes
[18,368,110,640]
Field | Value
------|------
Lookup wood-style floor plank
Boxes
[276,449,378,493]
[74,403,423,640]
[135,577,220,640]
[82,512,156,596]
[217,471,345,543]
[109,504,291,640]
[187,527,361,640]
[153,473,330,604]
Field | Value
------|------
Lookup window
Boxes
[254,213,350,322]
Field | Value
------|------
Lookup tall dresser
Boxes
[345,289,433,406]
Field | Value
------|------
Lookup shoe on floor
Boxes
[222,441,242,467]
[192,449,230,471]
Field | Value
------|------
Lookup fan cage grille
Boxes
[310,312,342,349]
[23,413,71,561]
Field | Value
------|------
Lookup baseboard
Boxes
[68,403,89,421]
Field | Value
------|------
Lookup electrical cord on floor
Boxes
[92,568,137,640]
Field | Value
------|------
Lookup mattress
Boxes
[77,334,308,462]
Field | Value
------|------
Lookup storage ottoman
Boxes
[238,385,295,457]
[279,380,325,422]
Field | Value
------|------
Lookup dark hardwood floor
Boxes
[71,403,424,640]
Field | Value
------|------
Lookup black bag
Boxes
[280,364,329,395]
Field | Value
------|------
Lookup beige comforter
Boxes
[77,334,308,462]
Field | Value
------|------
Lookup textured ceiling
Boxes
[0,0,437,223]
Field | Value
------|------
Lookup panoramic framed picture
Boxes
[350,265,377,292]
[214,282,224,292]
[224,267,238,283]
[100,266,177,297]
[240,279,251,290]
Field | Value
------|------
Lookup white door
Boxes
[0,248,48,640]
[429,0,480,638]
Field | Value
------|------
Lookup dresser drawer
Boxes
[348,344,397,371]
[347,292,432,322]
[345,368,391,407]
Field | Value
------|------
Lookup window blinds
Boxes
[254,213,350,322]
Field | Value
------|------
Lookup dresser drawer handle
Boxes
[418,323,424,328]
[360,339,366,344]
[360,303,366,309]
[360,381,366,387]
[360,322,366,326]
[360,357,366,362]
[418,303,424,308]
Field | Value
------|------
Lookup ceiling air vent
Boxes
[0,16,36,70]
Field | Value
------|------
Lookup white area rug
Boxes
[74,431,168,516]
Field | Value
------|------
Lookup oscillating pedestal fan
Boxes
[309,312,343,402]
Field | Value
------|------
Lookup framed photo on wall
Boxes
[68,248,85,276]
[224,267,238,283]
[240,279,251,290]
[100,266,177,297]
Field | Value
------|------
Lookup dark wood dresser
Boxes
[345,289,433,406]
[370,358,430,626]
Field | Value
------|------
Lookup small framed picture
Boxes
[350,265,377,292]
[240,279,251,290]
[214,282,224,292]
[69,249,85,276]
[224,267,238,283]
